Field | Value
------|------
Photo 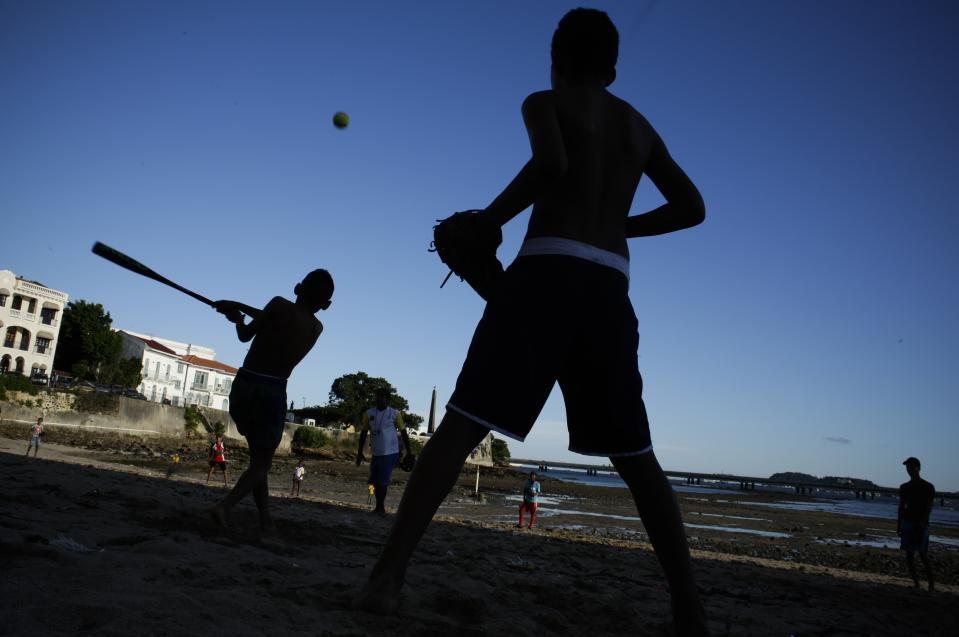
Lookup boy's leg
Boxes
[906,551,920,587]
[212,443,274,527]
[222,464,230,487]
[611,452,708,635]
[919,552,935,591]
[373,483,389,515]
[206,464,214,484]
[355,410,490,612]
[528,503,537,529]
[518,504,525,527]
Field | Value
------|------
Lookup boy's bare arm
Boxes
[216,298,279,343]
[483,92,568,228]
[625,140,705,238]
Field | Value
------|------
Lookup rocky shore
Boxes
[2,429,957,635]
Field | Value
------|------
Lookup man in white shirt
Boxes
[356,388,413,515]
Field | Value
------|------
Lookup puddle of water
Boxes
[688,511,771,522]
[739,500,959,527]
[684,523,791,539]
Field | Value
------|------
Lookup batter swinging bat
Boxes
[91,242,216,307]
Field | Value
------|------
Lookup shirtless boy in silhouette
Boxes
[357,9,708,634]
[209,269,333,533]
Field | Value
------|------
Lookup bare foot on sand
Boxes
[353,569,402,615]
[209,505,229,528]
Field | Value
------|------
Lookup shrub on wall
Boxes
[0,374,40,400]
[293,426,329,448]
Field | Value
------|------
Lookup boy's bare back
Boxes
[525,87,650,256]
[507,85,703,256]
[242,297,322,379]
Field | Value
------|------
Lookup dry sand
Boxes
[1,435,957,636]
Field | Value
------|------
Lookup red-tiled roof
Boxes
[180,354,238,375]
[126,333,178,356]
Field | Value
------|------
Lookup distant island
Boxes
[770,472,878,488]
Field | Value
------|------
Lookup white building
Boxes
[117,329,237,411]
[0,269,69,380]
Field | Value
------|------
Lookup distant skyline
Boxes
[2,1,956,490]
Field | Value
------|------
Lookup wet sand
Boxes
[1,434,957,636]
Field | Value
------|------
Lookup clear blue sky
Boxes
[3,1,956,490]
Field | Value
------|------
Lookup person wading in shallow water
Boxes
[517,471,541,529]
[898,456,935,591]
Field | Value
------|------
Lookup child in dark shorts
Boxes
[208,269,333,533]
[357,9,708,634]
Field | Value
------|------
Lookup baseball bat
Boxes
[91,242,216,307]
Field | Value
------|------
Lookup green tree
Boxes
[327,371,418,429]
[54,300,121,383]
[490,437,511,465]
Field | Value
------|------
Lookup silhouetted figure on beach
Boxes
[356,388,413,516]
[356,8,708,634]
[208,269,333,534]
[898,457,935,591]
[25,416,43,457]
[517,471,540,529]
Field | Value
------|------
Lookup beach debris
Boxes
[506,557,536,571]
[49,534,96,553]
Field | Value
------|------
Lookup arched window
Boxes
[222,399,229,410]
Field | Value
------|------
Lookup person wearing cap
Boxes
[897,457,935,591]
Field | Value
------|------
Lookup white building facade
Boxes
[0,269,69,380]
[117,330,237,411]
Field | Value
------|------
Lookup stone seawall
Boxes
[0,390,295,453]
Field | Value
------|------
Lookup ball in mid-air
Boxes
[332,111,349,129]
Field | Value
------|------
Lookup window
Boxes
[11,295,23,310]
[27,298,36,314]
[40,308,57,325]
[193,371,208,389]
[177,363,184,373]
[35,337,51,354]
[165,364,170,380]
[0,294,7,306]
[172,396,180,406]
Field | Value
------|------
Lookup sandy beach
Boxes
[1,432,957,636]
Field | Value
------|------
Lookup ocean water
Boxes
[510,463,959,527]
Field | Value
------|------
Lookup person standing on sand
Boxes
[206,434,229,486]
[25,416,43,457]
[517,471,541,529]
[208,269,334,535]
[898,456,935,591]
[356,388,414,516]
[291,458,306,497]
[355,9,709,634]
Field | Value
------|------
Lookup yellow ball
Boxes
[333,111,349,129]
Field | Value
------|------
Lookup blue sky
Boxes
[2,1,956,490]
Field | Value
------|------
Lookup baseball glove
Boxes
[430,210,504,301]
[399,452,416,472]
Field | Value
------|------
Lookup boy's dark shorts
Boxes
[448,255,651,457]
[900,520,930,553]
[208,460,227,469]
[229,368,287,451]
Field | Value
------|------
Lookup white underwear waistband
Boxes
[517,237,630,279]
